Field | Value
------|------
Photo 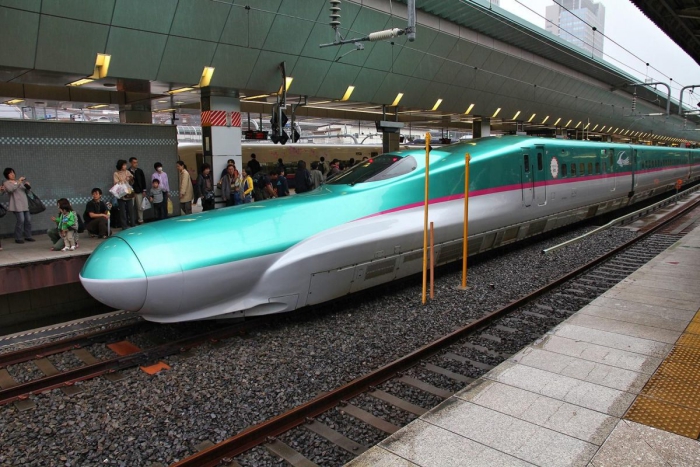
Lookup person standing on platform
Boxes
[247,153,261,176]
[177,160,194,215]
[310,161,324,189]
[2,167,34,244]
[197,163,216,211]
[221,165,240,207]
[318,156,328,176]
[294,160,313,194]
[277,158,285,174]
[276,168,290,197]
[219,159,236,182]
[328,159,341,178]
[128,157,147,225]
[151,162,170,217]
[84,188,109,238]
[113,159,134,230]
[241,169,254,204]
[149,179,166,220]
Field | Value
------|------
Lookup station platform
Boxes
[0,233,111,335]
[348,227,700,466]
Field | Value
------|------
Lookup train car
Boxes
[80,136,700,323]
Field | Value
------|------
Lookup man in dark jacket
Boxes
[275,169,290,197]
[247,153,261,175]
[294,160,313,194]
[129,157,147,224]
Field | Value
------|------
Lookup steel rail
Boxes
[172,196,700,467]
[0,318,266,407]
[0,320,150,369]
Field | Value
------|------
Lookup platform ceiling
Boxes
[0,0,696,142]
[630,0,700,67]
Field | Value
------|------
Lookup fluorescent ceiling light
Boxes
[167,87,194,95]
[197,66,215,88]
[392,93,404,106]
[554,117,561,126]
[278,77,294,94]
[591,124,599,131]
[431,99,443,111]
[491,107,501,118]
[465,103,475,115]
[527,113,536,123]
[584,123,590,129]
[4,99,23,105]
[541,116,549,124]
[341,85,355,102]
[575,121,581,128]
[512,110,521,120]
[242,94,270,100]
[67,78,94,87]
[565,119,572,127]
[87,104,109,109]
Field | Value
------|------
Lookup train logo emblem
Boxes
[617,151,631,167]
[550,156,559,179]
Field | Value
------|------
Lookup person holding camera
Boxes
[2,168,34,244]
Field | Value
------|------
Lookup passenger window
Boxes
[608,150,614,166]
[523,154,530,173]
[537,153,543,171]
[579,162,585,175]
[595,162,600,174]
[561,164,567,177]
[571,163,576,175]
[587,162,593,174]
[603,161,607,173]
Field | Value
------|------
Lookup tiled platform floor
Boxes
[0,233,104,267]
[347,226,700,467]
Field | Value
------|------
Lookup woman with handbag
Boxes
[196,163,216,212]
[113,160,135,230]
[2,167,34,244]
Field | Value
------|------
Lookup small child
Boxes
[149,178,166,220]
[58,201,77,251]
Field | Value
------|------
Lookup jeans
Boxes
[118,198,134,229]
[243,194,253,204]
[13,211,31,240]
[153,201,167,220]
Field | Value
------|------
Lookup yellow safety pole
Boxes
[461,153,471,289]
[422,133,431,304]
[430,221,435,299]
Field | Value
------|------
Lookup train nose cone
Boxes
[80,237,148,311]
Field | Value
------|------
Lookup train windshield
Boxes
[326,154,417,185]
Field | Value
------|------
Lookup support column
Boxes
[515,122,526,136]
[118,79,152,124]
[200,88,242,200]
[383,132,400,153]
[473,118,490,138]
[555,127,565,139]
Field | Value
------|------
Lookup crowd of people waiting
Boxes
[0,153,361,251]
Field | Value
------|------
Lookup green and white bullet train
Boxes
[80,136,700,322]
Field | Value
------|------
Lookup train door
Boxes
[534,145,547,206]
[631,148,637,190]
[521,149,533,207]
[606,148,616,192]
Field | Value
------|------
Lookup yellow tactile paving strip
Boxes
[625,310,700,439]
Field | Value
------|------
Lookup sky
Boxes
[498,0,700,106]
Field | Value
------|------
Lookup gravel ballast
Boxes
[0,226,641,467]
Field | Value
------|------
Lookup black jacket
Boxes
[294,168,313,193]
[130,167,147,193]
[247,158,261,175]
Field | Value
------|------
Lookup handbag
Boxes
[167,198,173,215]
[109,182,133,199]
[141,197,152,210]
[0,203,6,218]
[26,189,46,214]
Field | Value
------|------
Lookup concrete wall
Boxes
[0,120,178,237]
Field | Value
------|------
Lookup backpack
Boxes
[76,213,85,233]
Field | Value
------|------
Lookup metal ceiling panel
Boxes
[112,0,178,35]
[412,53,444,81]
[316,62,362,100]
[262,1,325,56]
[170,0,232,43]
[372,73,411,105]
[434,59,462,85]
[245,51,298,93]
[41,0,114,24]
[0,8,39,69]
[156,37,217,84]
[219,1,281,49]
[330,6,391,68]
[105,28,167,81]
[462,47,491,69]
[363,40,397,73]
[35,16,110,75]
[351,68,388,103]
[427,30,459,59]
[0,0,40,12]
[391,46,424,77]
[210,44,261,90]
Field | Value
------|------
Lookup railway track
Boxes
[169,198,700,467]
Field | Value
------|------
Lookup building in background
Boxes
[545,0,605,59]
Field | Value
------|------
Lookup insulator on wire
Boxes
[330,0,341,29]
[632,88,637,113]
[368,28,402,41]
